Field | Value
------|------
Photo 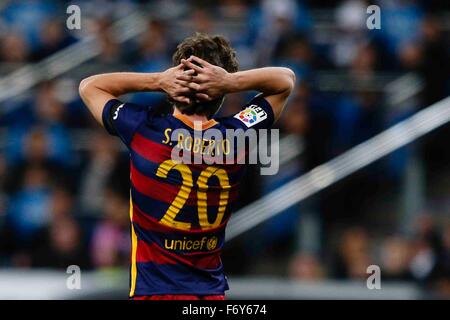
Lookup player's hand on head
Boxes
[161,64,196,105]
[177,55,230,102]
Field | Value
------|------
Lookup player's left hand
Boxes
[176,56,231,102]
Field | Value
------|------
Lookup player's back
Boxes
[102,95,274,297]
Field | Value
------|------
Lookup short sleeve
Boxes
[102,99,148,146]
[221,94,275,130]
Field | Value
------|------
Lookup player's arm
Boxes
[79,65,194,125]
[177,56,295,120]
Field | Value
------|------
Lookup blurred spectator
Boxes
[275,32,314,79]
[79,130,129,216]
[377,0,424,60]
[253,0,311,65]
[416,15,450,185]
[132,19,172,71]
[93,17,123,65]
[128,19,174,106]
[50,187,75,220]
[5,81,73,169]
[398,41,422,72]
[380,236,414,280]
[281,101,309,136]
[334,227,373,279]
[332,43,382,156]
[0,0,58,51]
[0,32,29,64]
[191,7,214,34]
[415,214,441,252]
[31,18,77,61]
[333,0,368,68]
[218,0,249,20]
[32,216,90,269]
[289,253,325,280]
[34,81,67,124]
[409,214,441,282]
[410,237,436,281]
[4,126,71,196]
[350,43,378,75]
[0,155,8,222]
[5,164,52,254]
[419,15,449,106]
[430,223,450,298]
[32,188,90,269]
[90,189,130,268]
[280,83,310,135]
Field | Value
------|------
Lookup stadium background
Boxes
[0,0,449,299]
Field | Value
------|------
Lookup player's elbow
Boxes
[281,67,296,94]
[78,76,97,102]
[79,77,90,100]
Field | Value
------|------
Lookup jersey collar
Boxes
[173,113,218,130]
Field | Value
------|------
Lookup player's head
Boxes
[172,33,239,118]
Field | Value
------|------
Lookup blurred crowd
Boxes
[289,217,450,298]
[0,0,449,298]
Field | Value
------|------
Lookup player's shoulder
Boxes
[102,99,155,145]
[215,94,275,130]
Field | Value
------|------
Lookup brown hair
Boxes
[171,33,239,118]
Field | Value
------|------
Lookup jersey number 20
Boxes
[156,159,230,231]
